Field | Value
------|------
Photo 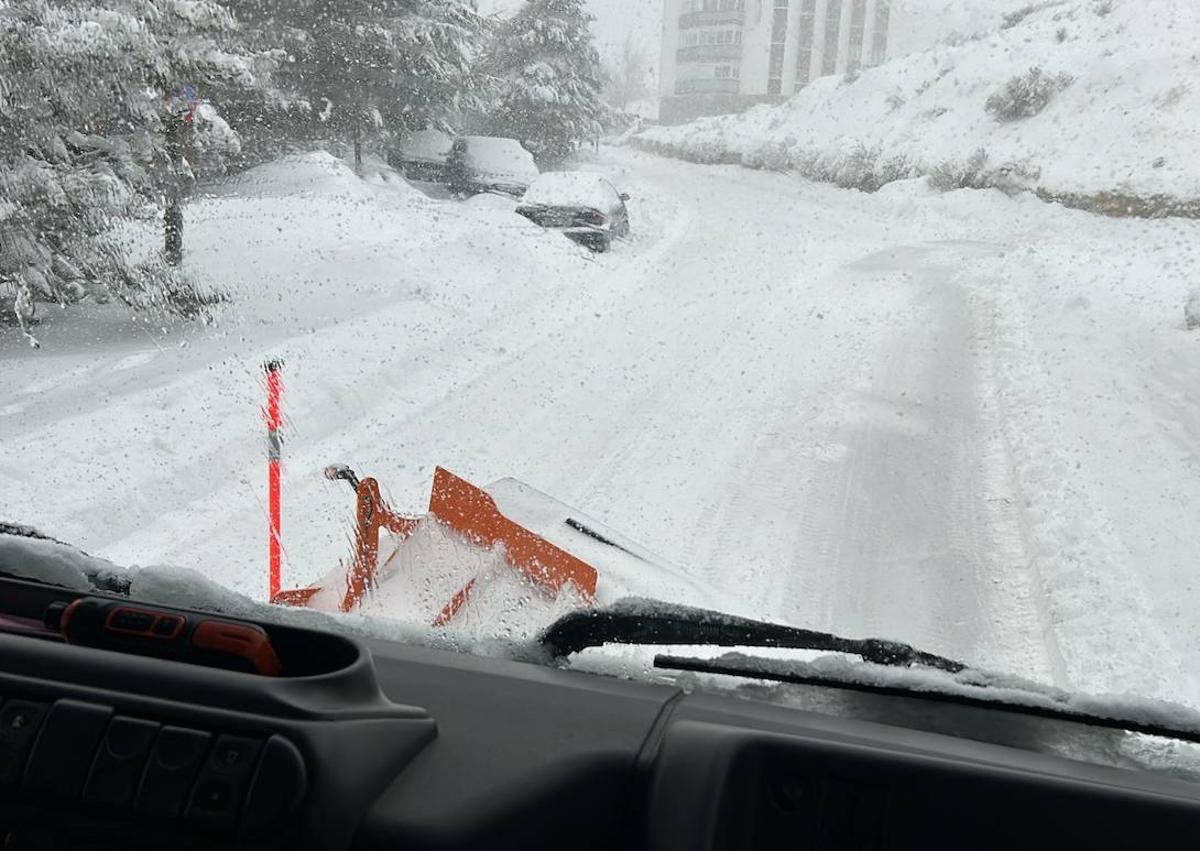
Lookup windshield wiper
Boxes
[538,600,965,673]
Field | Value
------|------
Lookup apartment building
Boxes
[660,0,896,124]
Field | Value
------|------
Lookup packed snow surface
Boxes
[3,145,1200,717]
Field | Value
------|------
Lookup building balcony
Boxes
[674,77,741,96]
[676,43,743,62]
[678,9,745,29]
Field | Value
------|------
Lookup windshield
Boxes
[2,0,1199,720]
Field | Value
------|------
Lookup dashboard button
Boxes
[82,717,160,808]
[242,735,306,836]
[185,735,261,828]
[134,726,210,819]
[150,616,181,637]
[108,609,154,633]
[22,701,112,801]
[0,700,49,786]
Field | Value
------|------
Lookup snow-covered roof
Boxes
[521,171,622,211]
[460,136,539,185]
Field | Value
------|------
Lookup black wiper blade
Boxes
[538,600,965,673]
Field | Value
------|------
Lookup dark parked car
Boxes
[515,172,631,252]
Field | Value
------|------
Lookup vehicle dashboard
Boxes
[1,576,1198,850]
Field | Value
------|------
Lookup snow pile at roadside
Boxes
[637,0,1200,206]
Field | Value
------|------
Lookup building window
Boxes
[714,65,740,79]
[682,28,742,47]
[822,0,843,76]
[794,0,817,89]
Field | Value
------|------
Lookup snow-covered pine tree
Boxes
[0,0,274,334]
[246,0,481,170]
[482,0,605,162]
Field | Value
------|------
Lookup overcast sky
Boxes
[476,0,664,67]
[476,0,1024,76]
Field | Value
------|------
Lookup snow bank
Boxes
[206,151,376,200]
[638,0,1200,208]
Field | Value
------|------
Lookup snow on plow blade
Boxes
[272,467,598,626]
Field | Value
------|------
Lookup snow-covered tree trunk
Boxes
[164,117,188,266]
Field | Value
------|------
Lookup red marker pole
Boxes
[264,361,283,601]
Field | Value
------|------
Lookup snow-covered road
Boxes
[4,147,1199,705]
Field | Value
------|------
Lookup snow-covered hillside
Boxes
[638,0,1200,208]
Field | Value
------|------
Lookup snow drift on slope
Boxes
[638,0,1200,204]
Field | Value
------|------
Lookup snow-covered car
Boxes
[447,136,539,198]
[515,171,631,252]
[387,128,455,183]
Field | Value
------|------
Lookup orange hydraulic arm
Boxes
[272,467,598,626]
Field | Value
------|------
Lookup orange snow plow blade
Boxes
[272,466,598,625]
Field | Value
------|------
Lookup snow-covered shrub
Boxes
[747,139,793,171]
[929,149,992,191]
[928,149,1040,194]
[833,143,883,192]
[114,257,227,319]
[1002,1,1064,29]
[878,155,919,185]
[986,67,1075,121]
[1187,289,1200,331]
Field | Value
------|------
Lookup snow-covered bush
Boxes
[929,149,992,191]
[833,143,884,192]
[985,67,1075,121]
[1187,289,1200,331]
[1002,1,1064,29]
[745,139,793,171]
[928,149,1041,194]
